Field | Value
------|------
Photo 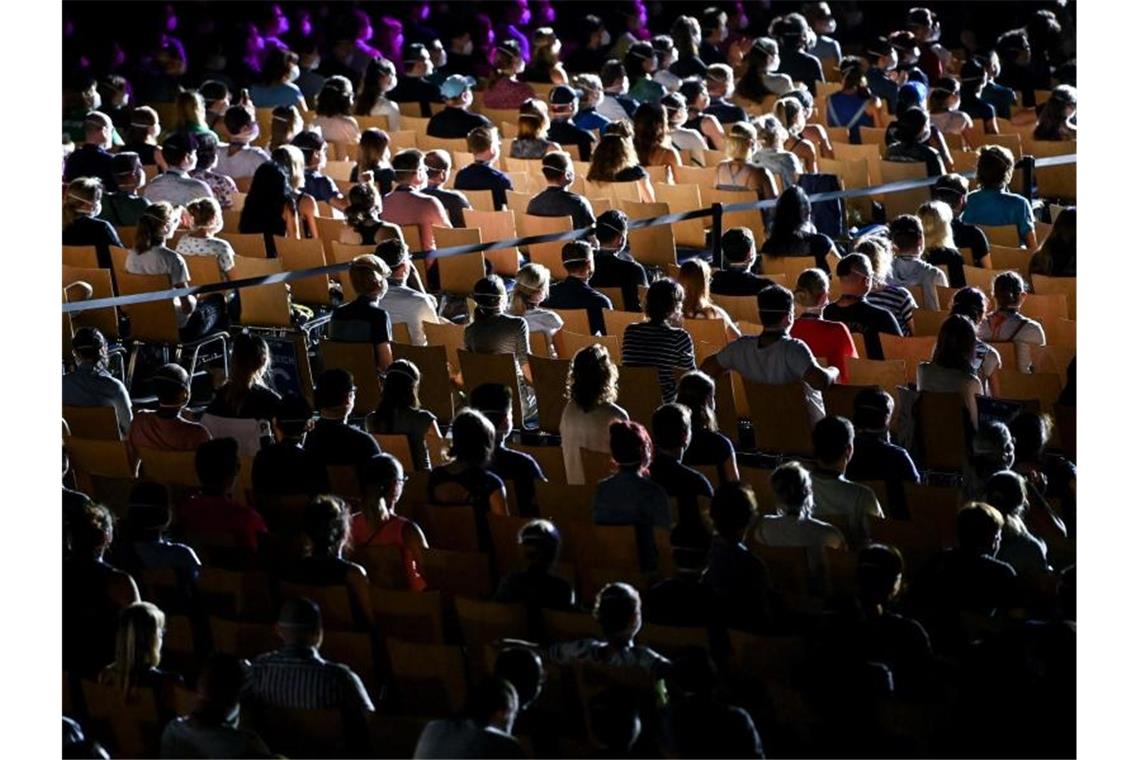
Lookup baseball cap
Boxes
[440,74,476,99]
[549,84,581,105]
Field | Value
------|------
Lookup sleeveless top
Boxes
[428,465,504,553]
[715,161,755,192]
[351,514,427,591]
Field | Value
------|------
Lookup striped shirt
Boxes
[620,321,696,402]
[868,286,918,336]
[246,646,374,713]
[543,638,672,679]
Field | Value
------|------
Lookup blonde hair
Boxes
[135,202,180,252]
[517,99,551,141]
[754,114,787,150]
[273,145,306,191]
[185,196,222,233]
[794,267,830,309]
[774,96,805,136]
[270,105,304,149]
[105,602,165,698]
[678,259,715,317]
[511,263,552,315]
[919,200,957,251]
[531,27,560,66]
[853,233,893,287]
[724,121,758,160]
[64,178,102,227]
[175,90,207,131]
[349,253,390,295]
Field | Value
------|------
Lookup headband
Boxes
[67,192,96,205]
[497,45,520,58]
[385,364,418,380]
[129,121,156,128]
[541,155,568,170]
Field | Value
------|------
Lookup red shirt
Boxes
[791,315,858,383]
[181,493,267,550]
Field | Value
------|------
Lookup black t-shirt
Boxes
[952,219,990,265]
[526,187,596,231]
[924,246,966,287]
[670,56,709,79]
[329,296,392,345]
[846,432,920,518]
[710,268,777,297]
[543,276,613,335]
[590,250,648,312]
[490,444,545,518]
[649,454,713,505]
[704,97,746,125]
[426,107,492,140]
[960,93,997,124]
[885,142,946,178]
[349,165,395,196]
[613,165,648,182]
[777,49,825,95]
[63,215,124,269]
[547,118,597,161]
[423,185,471,228]
[683,429,736,473]
[760,232,835,273]
[304,418,382,468]
[822,297,902,360]
[454,162,513,211]
[389,76,442,117]
[494,567,575,610]
[206,383,282,421]
[252,441,331,497]
[64,145,118,190]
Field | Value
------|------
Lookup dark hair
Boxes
[467,678,519,726]
[314,368,355,410]
[449,409,496,466]
[721,227,756,265]
[1034,87,1075,141]
[195,654,249,723]
[856,544,905,605]
[70,502,114,555]
[471,383,513,431]
[895,107,930,144]
[375,359,421,427]
[984,470,1028,519]
[1033,207,1076,276]
[600,59,626,88]
[888,214,923,251]
[391,148,425,178]
[195,437,241,489]
[1008,410,1051,462]
[72,326,108,363]
[220,332,271,412]
[932,314,977,373]
[152,362,190,405]
[852,387,893,432]
[161,136,195,167]
[518,519,560,568]
[610,420,652,473]
[569,344,618,411]
[975,145,1015,189]
[758,284,794,328]
[644,278,683,323]
[956,502,1003,554]
[357,56,396,116]
[671,15,701,58]
[951,287,988,323]
[239,161,294,236]
[303,495,351,555]
[992,271,1027,307]
[494,647,545,709]
[595,209,628,247]
[632,102,668,165]
[771,461,812,518]
[710,482,757,538]
[472,274,507,319]
[651,403,691,450]
[813,415,855,464]
[768,186,814,243]
[262,46,299,85]
[274,393,314,438]
[593,582,640,638]
[623,41,656,82]
[222,105,255,136]
[675,371,717,432]
[316,75,354,117]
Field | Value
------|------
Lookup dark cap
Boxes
[549,84,581,105]
[111,152,142,176]
[959,57,986,83]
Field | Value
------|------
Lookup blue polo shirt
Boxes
[961,188,1034,243]
[454,161,514,211]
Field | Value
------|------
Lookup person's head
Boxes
[560,239,594,279]
[273,392,314,441]
[660,92,689,130]
[670,14,701,58]
[174,91,208,133]
[273,144,307,192]
[108,602,166,695]
[932,314,977,373]
[568,344,618,411]
[951,286,989,325]
[421,149,453,189]
[895,106,931,144]
[303,494,351,557]
[68,501,114,558]
[888,214,924,255]
[864,35,898,71]
[195,437,241,493]
[918,201,955,251]
[466,126,500,164]
[928,83,960,115]
[540,150,574,187]
[494,646,545,712]
[291,129,327,171]
[623,40,657,81]
[758,284,795,330]
[403,41,432,77]
[678,258,715,316]
[1042,206,1077,252]
[262,45,300,87]
[710,481,757,541]
[793,268,830,315]
[610,419,652,474]
[492,39,526,79]
[345,181,383,230]
[161,132,198,172]
[84,110,114,149]
[531,26,561,66]
[1008,409,1052,464]
[194,653,249,724]
[991,270,1028,310]
[956,501,1004,556]
[644,278,684,325]
[594,209,628,252]
[984,470,1029,525]
[972,420,1016,475]
[471,382,514,441]
[679,79,709,114]
[836,252,874,297]
[391,148,427,189]
[359,56,398,113]
[706,63,735,99]
[631,102,668,164]
[771,185,813,239]
[110,151,145,194]
[315,368,356,417]
[377,358,422,419]
[587,130,638,182]
[722,226,756,268]
[467,677,519,733]
[701,6,728,43]
[184,196,223,238]
[316,75,355,117]
[71,326,110,370]
[153,362,192,408]
[771,461,813,518]
[222,104,258,144]
[360,452,405,521]
[349,253,391,299]
[472,274,508,319]
[199,80,230,115]
[510,263,552,317]
[600,59,630,96]
[774,95,807,139]
[228,331,271,389]
[813,415,855,471]
[753,113,787,151]
[449,408,497,467]
[996,28,1031,67]
[440,72,476,107]
[839,56,871,96]
[574,73,604,111]
[127,106,161,146]
[651,34,677,72]
[856,543,904,606]
[517,518,561,570]
[748,35,782,78]
[194,132,223,174]
[771,12,811,52]
[676,370,718,433]
[594,582,642,641]
[852,387,894,434]
[276,597,323,649]
[932,173,970,214]
[516,99,551,143]
[357,128,392,172]
[580,14,609,50]
[804,1,837,35]
[63,177,103,227]
[651,403,692,456]
[976,144,1016,190]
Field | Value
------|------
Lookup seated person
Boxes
[292,130,348,211]
[961,145,1038,249]
[329,254,395,371]
[252,393,330,498]
[144,133,215,206]
[128,364,211,462]
[932,173,990,266]
[547,85,598,161]
[98,152,152,227]
[63,327,132,438]
[161,654,272,758]
[590,209,648,312]
[710,227,777,297]
[675,370,740,483]
[525,151,596,231]
[622,279,697,402]
[380,148,451,255]
[809,416,885,546]
[543,241,613,336]
[205,332,281,421]
[822,253,903,360]
[661,650,765,758]
[702,285,837,425]
[857,233,919,337]
[454,126,513,211]
[978,271,1046,374]
[427,409,509,553]
[510,264,564,352]
[366,359,441,472]
[756,461,846,551]
[426,74,492,138]
[303,369,382,468]
[422,150,472,228]
[351,454,428,593]
[887,214,948,311]
[951,287,1003,395]
[918,201,968,287]
[214,105,272,179]
[414,679,526,759]
[374,238,439,346]
[65,110,118,187]
[789,269,858,384]
[465,275,534,418]
[494,519,576,611]
[470,383,546,518]
[63,177,124,269]
[119,482,202,588]
[98,601,185,701]
[701,482,772,632]
[182,437,268,551]
[593,421,673,572]
[917,314,985,431]
[648,403,714,555]
[559,344,630,486]
[984,471,1050,588]
[759,186,838,272]
[339,182,403,246]
[884,107,946,177]
[844,388,920,516]
[175,196,237,281]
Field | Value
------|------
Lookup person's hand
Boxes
[360,170,375,184]
[238,88,253,110]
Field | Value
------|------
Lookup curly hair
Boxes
[567,344,618,411]
[303,495,351,556]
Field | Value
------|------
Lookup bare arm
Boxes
[700,353,727,379]
[803,362,840,391]
[374,342,393,372]
[701,115,726,151]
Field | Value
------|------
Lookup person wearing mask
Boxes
[526,151,596,230]
[823,252,903,360]
[571,74,613,134]
[790,269,857,384]
[702,284,837,424]
[804,2,843,64]
[470,383,546,517]
[978,272,1046,374]
[292,131,348,211]
[864,36,903,115]
[907,7,949,82]
[510,99,561,160]
[827,59,886,144]
[979,48,1019,121]
[63,327,133,438]
[961,145,1038,249]
[295,38,327,105]
[381,149,451,269]
[304,368,383,468]
[366,358,441,473]
[889,30,929,88]
[371,238,439,345]
[760,185,838,272]
[454,126,514,212]
[669,15,708,79]
[355,56,401,130]
[955,58,999,135]
[711,227,778,296]
[675,370,740,484]
[756,462,846,577]
[750,114,801,194]
[648,403,714,554]
[809,415,885,546]
[560,344,629,485]
[249,46,307,110]
[651,35,683,94]
[388,43,442,116]
[844,388,920,517]
[699,7,729,64]
[421,150,472,228]
[64,111,118,188]
[736,36,794,104]
[98,152,152,228]
[917,314,985,430]
[546,85,598,163]
[679,258,742,338]
[427,408,509,553]
[854,234,918,337]
[98,601,184,701]
[509,263,564,354]
[161,654,273,758]
[917,200,967,287]
[984,470,1050,588]
[587,122,654,202]
[484,39,538,110]
[701,482,772,632]
[590,209,648,312]
[415,678,526,759]
[427,74,492,139]
[127,364,211,461]
[932,174,990,266]
[950,287,1002,396]
[351,452,429,590]
[251,393,330,498]
[887,214,948,311]
[145,133,215,206]
[624,40,666,105]
[179,436,267,553]
[661,92,710,165]
[465,275,535,414]
[597,59,640,123]
[565,14,612,74]
[885,107,946,178]
[770,13,824,95]
[215,105,271,180]
[622,279,696,403]
[328,254,395,371]
[703,64,746,125]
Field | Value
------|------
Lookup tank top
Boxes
[352,514,427,591]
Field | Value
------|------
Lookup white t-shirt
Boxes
[315,115,362,146]
[126,245,192,327]
[670,126,707,164]
[560,401,629,485]
[810,472,884,545]
[522,308,564,339]
[175,235,236,272]
[369,98,401,130]
[930,110,974,136]
[978,310,1046,373]
[214,144,271,180]
[379,282,440,346]
[889,255,949,311]
[714,334,825,424]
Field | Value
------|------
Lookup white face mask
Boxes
[817,18,837,35]
[600,30,612,47]
[459,40,474,56]
[89,91,102,110]
[308,55,321,70]
[90,201,102,217]
[288,64,300,82]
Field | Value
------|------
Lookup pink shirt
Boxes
[483,77,537,110]
[380,186,450,251]
[128,410,211,462]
